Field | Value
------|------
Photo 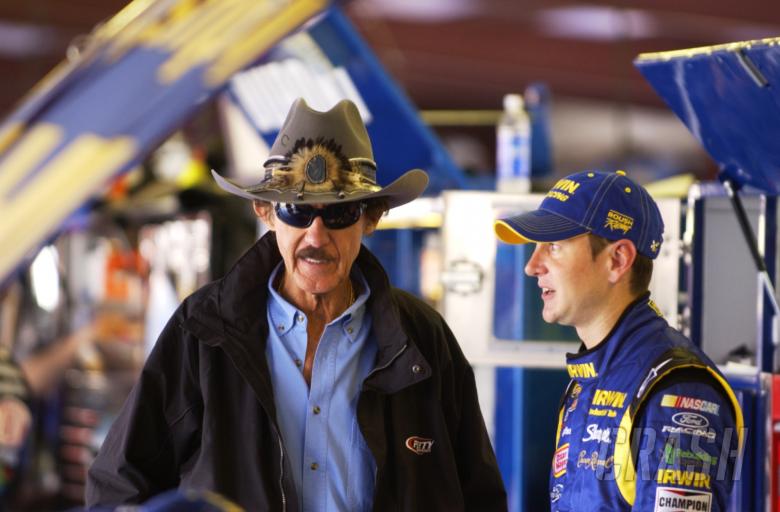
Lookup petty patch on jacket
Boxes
[405,436,434,455]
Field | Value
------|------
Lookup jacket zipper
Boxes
[276,432,286,512]
[365,344,407,379]
[365,343,406,501]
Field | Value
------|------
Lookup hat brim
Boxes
[211,168,429,209]
[494,209,589,245]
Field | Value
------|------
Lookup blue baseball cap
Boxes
[494,170,664,259]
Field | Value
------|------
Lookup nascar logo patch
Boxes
[660,394,720,415]
[654,487,711,511]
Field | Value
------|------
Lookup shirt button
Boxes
[346,326,354,334]
[294,359,302,368]
[296,314,304,323]
[313,406,321,415]
[310,462,319,471]
[412,364,422,374]
[277,325,284,331]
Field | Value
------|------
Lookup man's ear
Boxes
[253,201,275,230]
[607,239,636,284]
[362,216,379,237]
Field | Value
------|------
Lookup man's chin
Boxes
[292,274,340,296]
[541,309,557,324]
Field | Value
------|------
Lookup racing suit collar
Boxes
[565,292,656,379]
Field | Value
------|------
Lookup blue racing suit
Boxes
[550,294,744,511]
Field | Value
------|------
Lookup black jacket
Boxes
[86,233,507,511]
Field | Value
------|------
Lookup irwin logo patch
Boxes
[592,389,627,409]
[567,362,597,379]
[604,210,634,234]
[405,436,434,455]
[657,469,711,489]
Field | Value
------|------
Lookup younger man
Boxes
[495,170,743,511]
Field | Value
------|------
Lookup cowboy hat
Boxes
[212,98,428,208]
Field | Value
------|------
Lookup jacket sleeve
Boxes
[630,373,741,511]
[444,325,508,511]
[454,360,508,511]
[85,313,203,507]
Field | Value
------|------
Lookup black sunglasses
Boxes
[274,202,366,229]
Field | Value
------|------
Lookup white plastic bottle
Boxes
[496,93,531,193]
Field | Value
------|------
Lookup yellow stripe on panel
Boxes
[0,127,136,281]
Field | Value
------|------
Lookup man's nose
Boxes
[524,245,545,277]
[303,215,329,246]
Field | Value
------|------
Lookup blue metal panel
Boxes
[361,229,424,296]
[493,244,529,341]
[635,39,780,195]
[688,197,705,348]
[494,367,570,512]
[495,367,524,512]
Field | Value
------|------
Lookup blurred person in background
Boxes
[87,98,506,511]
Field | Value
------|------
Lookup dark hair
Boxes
[587,234,653,295]
[364,197,390,224]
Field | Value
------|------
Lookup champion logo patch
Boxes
[405,436,434,455]
[654,487,711,511]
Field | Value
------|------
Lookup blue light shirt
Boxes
[266,263,377,512]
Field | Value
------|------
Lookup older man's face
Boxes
[256,202,378,297]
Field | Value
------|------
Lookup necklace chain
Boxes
[346,278,355,309]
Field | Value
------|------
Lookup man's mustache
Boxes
[296,247,333,261]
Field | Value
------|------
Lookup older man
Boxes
[495,170,743,511]
[87,99,506,511]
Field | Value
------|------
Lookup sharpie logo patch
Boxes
[405,436,434,455]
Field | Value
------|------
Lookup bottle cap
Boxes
[503,94,524,113]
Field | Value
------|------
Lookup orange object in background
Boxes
[104,242,144,304]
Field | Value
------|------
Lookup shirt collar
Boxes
[342,269,370,342]
[267,263,298,336]
[266,263,372,342]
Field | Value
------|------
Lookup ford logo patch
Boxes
[671,412,709,428]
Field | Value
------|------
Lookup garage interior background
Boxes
[0,1,778,511]
[2,0,779,180]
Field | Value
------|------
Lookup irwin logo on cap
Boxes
[547,178,581,202]
[605,210,634,234]
[405,436,434,455]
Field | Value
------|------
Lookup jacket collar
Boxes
[181,232,427,394]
